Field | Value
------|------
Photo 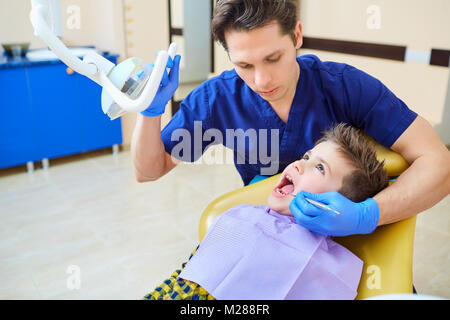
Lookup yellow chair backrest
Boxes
[199,143,416,299]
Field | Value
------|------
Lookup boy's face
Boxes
[225,21,302,105]
[267,141,355,215]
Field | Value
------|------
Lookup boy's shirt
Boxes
[161,54,418,185]
[179,204,363,300]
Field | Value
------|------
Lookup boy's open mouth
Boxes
[273,173,295,197]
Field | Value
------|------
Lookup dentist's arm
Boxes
[131,55,181,182]
[374,115,450,225]
[131,115,177,182]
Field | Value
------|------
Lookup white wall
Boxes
[299,0,450,141]
[0,0,94,49]
[300,0,450,50]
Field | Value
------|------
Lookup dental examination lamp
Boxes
[29,0,177,120]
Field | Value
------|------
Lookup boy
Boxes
[143,123,389,300]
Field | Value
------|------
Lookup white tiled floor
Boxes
[0,147,448,299]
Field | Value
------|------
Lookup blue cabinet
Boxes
[74,69,122,152]
[0,53,122,170]
[0,67,39,168]
[27,63,85,159]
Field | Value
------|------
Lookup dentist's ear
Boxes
[294,21,303,50]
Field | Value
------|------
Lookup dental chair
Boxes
[198,144,415,300]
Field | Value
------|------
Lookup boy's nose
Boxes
[293,160,304,175]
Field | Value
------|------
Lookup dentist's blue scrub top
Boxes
[161,54,418,185]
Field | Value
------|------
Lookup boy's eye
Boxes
[316,164,325,174]
[302,154,309,160]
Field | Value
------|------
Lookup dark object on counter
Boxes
[2,43,30,57]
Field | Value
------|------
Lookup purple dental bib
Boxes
[179,204,363,300]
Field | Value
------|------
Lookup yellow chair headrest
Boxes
[374,144,409,177]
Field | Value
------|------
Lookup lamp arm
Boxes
[30,0,99,79]
[29,0,178,117]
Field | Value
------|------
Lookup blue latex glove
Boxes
[141,54,181,117]
[289,190,380,236]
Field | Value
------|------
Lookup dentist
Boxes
[131,0,450,237]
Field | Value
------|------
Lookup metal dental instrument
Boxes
[289,193,341,215]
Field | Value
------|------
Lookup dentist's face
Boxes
[225,21,303,104]
[267,141,355,215]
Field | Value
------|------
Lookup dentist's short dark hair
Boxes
[211,0,298,51]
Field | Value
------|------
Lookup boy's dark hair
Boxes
[211,0,298,51]
[315,123,389,203]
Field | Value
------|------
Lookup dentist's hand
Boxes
[289,191,380,236]
[141,54,181,117]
